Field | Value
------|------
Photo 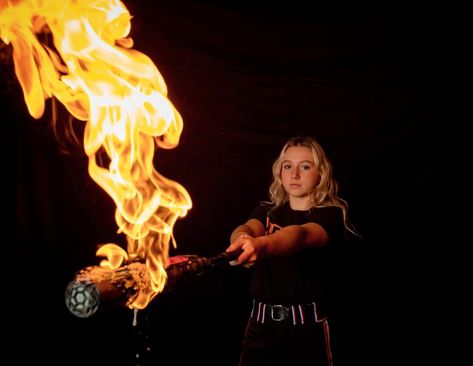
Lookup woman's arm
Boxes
[227,222,329,267]
[229,218,265,243]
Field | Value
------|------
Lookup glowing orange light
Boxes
[1,0,192,309]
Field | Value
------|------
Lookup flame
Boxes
[1,0,192,309]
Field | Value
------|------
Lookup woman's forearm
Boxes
[257,223,328,257]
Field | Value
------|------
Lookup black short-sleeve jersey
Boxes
[246,201,344,309]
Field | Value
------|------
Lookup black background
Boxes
[3,2,470,365]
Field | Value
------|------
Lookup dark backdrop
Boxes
[3,2,470,365]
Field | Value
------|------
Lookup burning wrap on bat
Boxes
[65,250,241,318]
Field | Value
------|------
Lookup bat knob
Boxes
[65,280,100,318]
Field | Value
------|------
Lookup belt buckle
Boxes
[271,305,288,321]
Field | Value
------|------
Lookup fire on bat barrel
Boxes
[65,249,242,318]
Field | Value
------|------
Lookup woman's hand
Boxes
[226,234,260,268]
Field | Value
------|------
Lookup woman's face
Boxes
[280,145,320,207]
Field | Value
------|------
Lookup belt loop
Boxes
[290,305,296,325]
[298,304,305,325]
[250,299,255,318]
[312,301,319,322]
[256,302,262,322]
[261,303,267,323]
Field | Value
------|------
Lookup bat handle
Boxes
[207,248,243,266]
[224,248,244,261]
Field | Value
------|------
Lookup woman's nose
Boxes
[291,168,299,178]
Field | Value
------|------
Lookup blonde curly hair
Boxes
[268,136,359,237]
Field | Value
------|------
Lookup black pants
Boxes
[239,316,333,366]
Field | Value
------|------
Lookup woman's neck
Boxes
[289,197,311,211]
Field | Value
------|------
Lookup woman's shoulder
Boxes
[312,205,342,213]
[248,200,274,220]
[254,200,275,211]
[309,205,343,221]
[309,206,345,241]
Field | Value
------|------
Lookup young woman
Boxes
[226,136,360,366]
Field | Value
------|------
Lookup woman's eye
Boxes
[282,164,291,169]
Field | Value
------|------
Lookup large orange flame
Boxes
[1,0,192,309]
